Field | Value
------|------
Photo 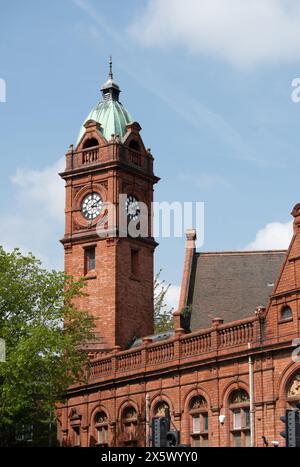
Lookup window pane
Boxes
[202,413,208,432]
[282,306,292,319]
[85,248,95,272]
[73,427,80,446]
[89,249,95,270]
[245,431,251,447]
[193,436,200,448]
[233,432,242,448]
[202,435,209,447]
[193,415,200,433]
[244,409,250,429]
[98,427,108,445]
[233,410,241,429]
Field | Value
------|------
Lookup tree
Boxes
[0,247,95,446]
[154,270,174,333]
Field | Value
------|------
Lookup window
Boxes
[281,305,292,320]
[189,396,209,447]
[154,401,170,418]
[122,406,138,446]
[94,411,108,447]
[85,247,95,273]
[131,249,139,276]
[233,432,242,448]
[73,426,80,447]
[129,139,140,151]
[83,137,99,149]
[229,389,250,448]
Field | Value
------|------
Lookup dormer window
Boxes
[129,140,140,152]
[281,305,292,320]
[83,137,99,149]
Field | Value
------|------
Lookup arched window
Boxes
[281,305,292,320]
[94,411,108,447]
[129,139,140,151]
[83,137,99,149]
[153,401,170,417]
[189,396,209,447]
[122,406,138,446]
[287,371,300,406]
[229,389,250,447]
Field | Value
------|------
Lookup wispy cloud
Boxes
[129,0,300,70]
[245,220,293,250]
[0,158,65,269]
[70,0,266,166]
[179,173,230,190]
[11,158,65,223]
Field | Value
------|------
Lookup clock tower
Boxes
[60,60,159,351]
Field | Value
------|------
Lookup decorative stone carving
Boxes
[229,389,250,405]
[95,411,108,424]
[123,407,137,421]
[189,396,207,411]
[154,401,169,417]
[288,372,300,398]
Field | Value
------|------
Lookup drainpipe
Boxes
[248,342,255,447]
[146,393,150,447]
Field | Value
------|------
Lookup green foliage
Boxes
[154,270,174,333]
[0,247,95,445]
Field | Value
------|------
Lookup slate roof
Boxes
[188,250,286,331]
[130,331,175,348]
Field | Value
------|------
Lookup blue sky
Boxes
[1,0,300,307]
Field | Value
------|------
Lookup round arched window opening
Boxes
[153,401,170,418]
[122,406,138,446]
[129,139,140,152]
[83,137,99,149]
[189,396,209,448]
[229,389,250,448]
[94,411,108,446]
[281,305,292,320]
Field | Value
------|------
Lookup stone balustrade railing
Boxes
[89,316,259,381]
[65,144,153,174]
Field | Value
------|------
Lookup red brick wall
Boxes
[61,124,157,350]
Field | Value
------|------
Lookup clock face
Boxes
[126,195,140,221]
[81,192,103,220]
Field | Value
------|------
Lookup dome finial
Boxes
[101,57,121,101]
[109,56,113,80]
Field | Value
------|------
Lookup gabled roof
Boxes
[188,250,286,330]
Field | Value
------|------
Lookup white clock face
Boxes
[126,195,140,221]
[81,192,103,220]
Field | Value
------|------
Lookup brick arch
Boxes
[182,387,211,413]
[150,393,174,417]
[89,404,110,447]
[89,403,111,426]
[221,380,249,408]
[122,129,146,153]
[76,120,107,150]
[117,399,139,422]
[278,361,300,401]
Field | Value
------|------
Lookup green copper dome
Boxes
[76,59,133,145]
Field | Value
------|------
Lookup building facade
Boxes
[57,64,300,447]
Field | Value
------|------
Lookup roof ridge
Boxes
[196,250,287,256]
